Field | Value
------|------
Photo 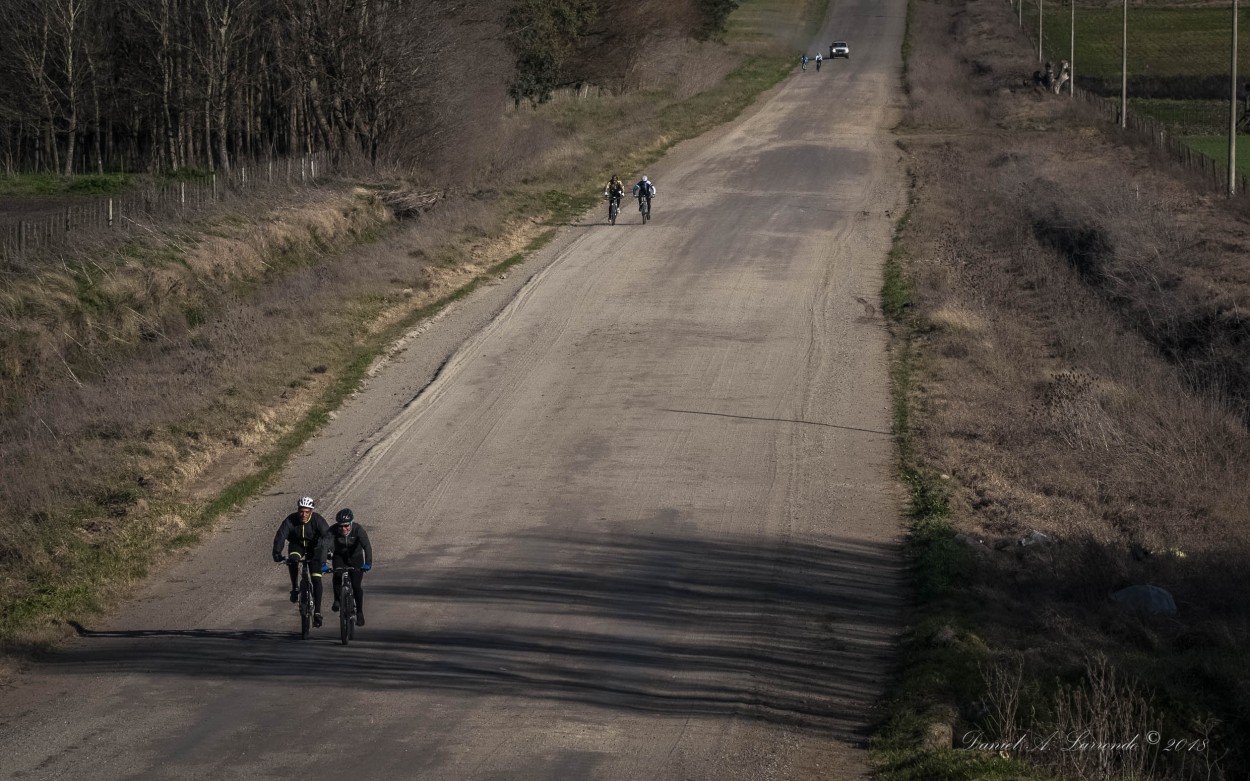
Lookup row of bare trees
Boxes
[0,0,737,178]
[0,0,490,176]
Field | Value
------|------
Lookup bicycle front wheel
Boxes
[299,582,312,640]
[339,585,353,645]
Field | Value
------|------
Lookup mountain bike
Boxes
[285,554,316,639]
[638,195,651,224]
[332,565,362,645]
[607,194,621,225]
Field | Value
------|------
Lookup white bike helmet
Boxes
[641,175,649,182]
[298,496,315,509]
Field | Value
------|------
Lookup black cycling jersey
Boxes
[330,522,372,621]
[272,512,332,562]
[330,522,373,566]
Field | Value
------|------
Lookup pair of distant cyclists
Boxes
[272,496,373,629]
[604,174,656,222]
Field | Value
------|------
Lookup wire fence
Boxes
[1072,88,1250,195]
[1007,0,1249,197]
[0,153,331,262]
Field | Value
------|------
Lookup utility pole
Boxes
[1121,0,1128,128]
[1039,0,1045,61]
[1071,0,1076,96]
[1231,0,1239,196]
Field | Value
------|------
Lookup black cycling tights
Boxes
[287,560,325,612]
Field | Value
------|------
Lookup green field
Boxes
[725,0,827,49]
[0,172,132,197]
[1184,134,1250,175]
[1011,2,1248,167]
[1015,2,1249,81]
[1133,98,1233,134]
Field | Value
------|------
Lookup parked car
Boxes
[830,41,850,59]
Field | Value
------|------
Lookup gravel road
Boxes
[1,1,908,778]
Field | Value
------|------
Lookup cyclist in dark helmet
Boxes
[604,174,625,221]
[272,496,332,627]
[329,508,373,626]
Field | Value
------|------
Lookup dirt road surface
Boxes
[1,2,907,778]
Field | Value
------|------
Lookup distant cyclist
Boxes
[800,54,808,72]
[604,174,625,220]
[272,496,331,627]
[815,53,822,71]
[632,175,656,219]
[329,508,373,626]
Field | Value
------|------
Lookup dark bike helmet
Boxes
[335,508,354,526]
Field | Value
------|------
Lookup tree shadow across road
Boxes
[53,529,905,741]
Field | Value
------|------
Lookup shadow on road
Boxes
[50,530,905,740]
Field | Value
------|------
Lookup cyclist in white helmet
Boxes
[272,495,332,627]
[631,175,656,219]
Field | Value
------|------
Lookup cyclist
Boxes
[604,174,625,221]
[815,53,822,71]
[631,175,656,219]
[271,496,331,627]
[329,509,373,626]
[801,54,808,71]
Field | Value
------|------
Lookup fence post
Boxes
[212,173,217,201]
[65,207,71,235]
[107,198,113,228]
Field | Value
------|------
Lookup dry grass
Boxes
[0,8,802,652]
[882,0,1250,776]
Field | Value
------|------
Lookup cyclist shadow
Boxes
[44,529,903,740]
[540,202,641,228]
[543,220,608,228]
[65,620,293,644]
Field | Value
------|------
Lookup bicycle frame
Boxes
[285,554,316,639]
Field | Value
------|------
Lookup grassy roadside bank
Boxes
[0,2,812,655]
[874,0,1250,778]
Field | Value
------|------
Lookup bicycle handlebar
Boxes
[281,555,326,566]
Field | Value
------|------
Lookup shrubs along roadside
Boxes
[876,0,1250,778]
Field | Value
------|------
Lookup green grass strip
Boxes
[0,172,133,196]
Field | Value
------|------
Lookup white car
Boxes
[830,41,850,59]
